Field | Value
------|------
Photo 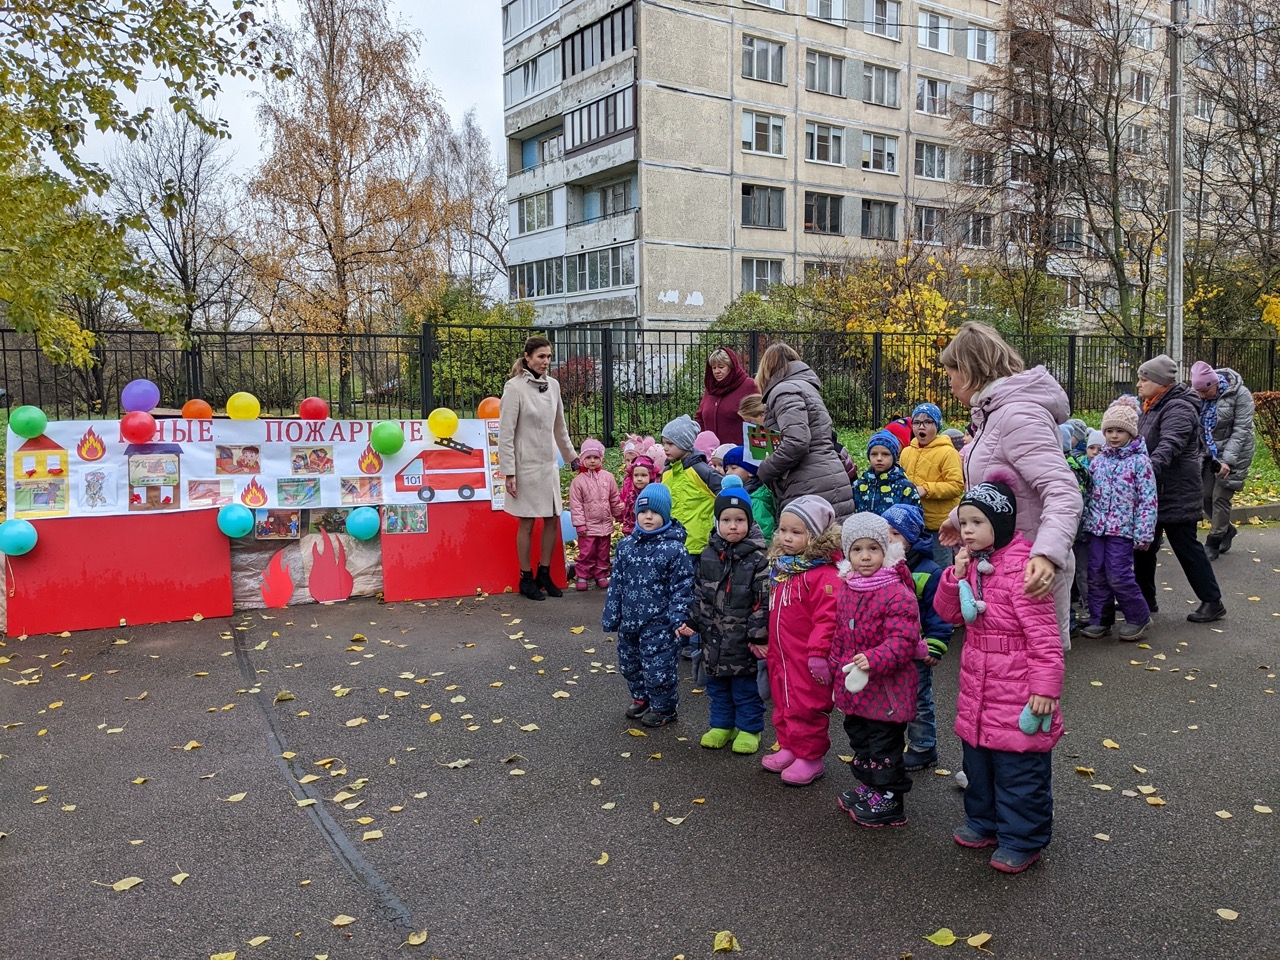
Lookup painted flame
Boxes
[261,549,295,608]
[76,428,106,462]
[357,443,383,475]
[307,530,353,603]
[240,476,268,508]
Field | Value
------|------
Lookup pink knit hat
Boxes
[1190,361,1217,391]
[580,437,605,459]
[693,430,719,457]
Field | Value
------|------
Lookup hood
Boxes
[709,524,769,557]
[1216,367,1244,394]
[680,450,710,470]
[915,433,956,451]
[972,366,1071,427]
[704,347,749,396]
[1100,436,1149,460]
[635,518,688,546]
[765,360,822,399]
[1150,381,1201,414]
[768,521,842,563]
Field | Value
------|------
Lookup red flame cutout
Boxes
[240,477,268,507]
[307,529,353,603]
[76,428,106,462]
[261,550,295,608]
[357,443,383,475]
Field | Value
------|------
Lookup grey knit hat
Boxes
[841,512,892,557]
[780,495,835,538]
[661,414,700,453]
[1137,354,1178,386]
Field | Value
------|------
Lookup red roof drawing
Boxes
[16,435,65,453]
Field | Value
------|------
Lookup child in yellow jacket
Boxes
[899,403,964,567]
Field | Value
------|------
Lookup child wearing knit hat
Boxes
[721,445,777,540]
[568,438,623,590]
[853,430,922,516]
[900,401,965,568]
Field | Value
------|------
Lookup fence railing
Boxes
[3,325,1277,444]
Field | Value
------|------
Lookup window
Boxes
[600,179,632,217]
[961,150,995,186]
[806,51,845,95]
[1124,124,1151,154]
[918,11,951,52]
[742,184,786,228]
[564,88,635,151]
[539,131,564,164]
[742,258,784,293]
[503,48,562,106]
[742,110,786,155]
[1194,92,1213,120]
[1057,276,1085,310]
[861,199,896,239]
[1122,179,1150,210]
[1129,70,1153,103]
[744,0,784,6]
[916,77,950,115]
[516,191,553,234]
[970,90,994,125]
[509,257,564,299]
[914,141,947,179]
[806,122,846,164]
[805,192,843,234]
[968,27,995,62]
[1009,211,1034,244]
[963,213,993,247]
[563,5,635,78]
[863,63,900,107]
[503,0,559,40]
[807,0,844,21]
[566,244,636,293]
[805,261,845,279]
[1054,216,1085,250]
[1087,282,1118,311]
[743,35,785,83]
[868,0,902,39]
[861,132,897,172]
[1128,17,1155,50]
[913,205,945,243]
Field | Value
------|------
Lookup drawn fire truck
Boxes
[394,438,487,502]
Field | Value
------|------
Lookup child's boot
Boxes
[625,699,649,719]
[535,564,563,598]
[700,727,736,749]
[519,570,545,601]
[731,730,760,754]
[851,790,907,828]
[780,757,824,786]
[836,783,871,817]
[575,577,590,591]
[595,576,610,589]
[761,748,796,773]
[641,708,678,728]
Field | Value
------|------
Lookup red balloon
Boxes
[299,396,330,420]
[121,411,157,444]
[476,396,501,419]
[182,399,213,419]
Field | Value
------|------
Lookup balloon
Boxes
[0,519,37,556]
[560,510,577,543]
[217,504,254,538]
[182,399,213,419]
[120,411,157,445]
[9,405,48,439]
[121,378,160,413]
[426,407,459,438]
[370,421,405,455]
[226,392,261,420]
[476,396,501,419]
[345,506,380,540]
[299,397,330,420]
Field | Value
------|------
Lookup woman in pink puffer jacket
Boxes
[934,478,1064,875]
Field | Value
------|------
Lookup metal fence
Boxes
[3,325,1277,444]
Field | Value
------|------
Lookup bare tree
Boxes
[428,110,509,290]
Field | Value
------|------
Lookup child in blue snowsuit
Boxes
[853,429,921,515]
[602,484,696,728]
[882,503,952,771]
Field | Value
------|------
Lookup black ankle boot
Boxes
[519,570,545,601]
[535,564,563,598]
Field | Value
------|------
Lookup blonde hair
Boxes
[755,342,800,396]
[737,392,766,421]
[707,348,731,366]
[937,322,1024,394]
[509,335,552,379]
[766,522,842,563]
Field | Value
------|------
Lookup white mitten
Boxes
[841,661,869,693]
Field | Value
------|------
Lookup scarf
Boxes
[1198,376,1226,459]
[1141,384,1171,413]
[842,563,904,593]
[769,554,831,589]
[704,347,749,396]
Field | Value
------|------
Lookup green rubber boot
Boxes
[732,730,761,754]
[700,727,736,749]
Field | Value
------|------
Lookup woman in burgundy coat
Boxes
[696,347,757,447]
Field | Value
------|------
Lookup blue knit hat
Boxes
[715,474,753,519]
[912,402,943,429]
[867,429,901,460]
[634,483,672,524]
[720,445,758,477]
[882,503,927,549]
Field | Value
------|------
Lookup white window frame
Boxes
[806,121,846,165]
[566,243,636,293]
[863,63,900,107]
[516,190,554,234]
[1129,17,1155,50]
[807,0,844,21]
[503,47,563,107]
[962,150,996,186]
[806,50,845,96]
[1193,92,1213,121]
[743,35,785,84]
[970,90,995,125]
[964,212,993,248]
[914,141,947,180]
[1129,70,1153,104]
[968,26,996,63]
[744,0,784,7]
[918,11,951,52]
[1009,150,1033,184]
[861,132,898,173]
[916,77,950,115]
[1124,123,1151,154]
[742,258,784,293]
[913,205,945,243]
[867,0,902,40]
[742,110,786,155]
[502,0,560,41]
[861,199,897,240]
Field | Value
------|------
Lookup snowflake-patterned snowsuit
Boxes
[852,465,921,516]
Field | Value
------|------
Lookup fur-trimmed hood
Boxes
[768,523,843,564]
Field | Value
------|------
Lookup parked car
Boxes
[364,377,403,400]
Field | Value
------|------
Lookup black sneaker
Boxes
[903,751,937,772]
[640,709,677,728]
[852,790,907,828]
[519,572,545,601]
[535,565,563,598]
[837,787,869,817]
[1204,538,1221,561]
[1219,524,1237,554]
[625,699,649,719]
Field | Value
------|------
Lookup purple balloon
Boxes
[121,378,161,413]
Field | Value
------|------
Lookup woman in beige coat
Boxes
[499,336,579,600]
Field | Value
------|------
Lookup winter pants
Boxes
[1201,463,1237,543]
[617,625,680,714]
[1086,534,1150,627]
[961,741,1054,854]
[844,714,912,794]
[930,530,954,569]
[1134,521,1222,608]
[706,675,765,734]
[906,661,937,756]
[575,535,612,582]
[768,653,833,761]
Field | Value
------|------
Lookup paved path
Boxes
[1,530,1276,959]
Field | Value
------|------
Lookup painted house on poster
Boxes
[124,442,183,511]
[16,434,67,480]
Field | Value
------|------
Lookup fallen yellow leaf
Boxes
[111,876,144,892]
[171,872,189,885]
[1146,796,1167,806]
[1216,908,1239,921]
[1215,810,1232,819]
[924,929,957,947]
[362,830,383,841]
[1102,738,1120,749]
[330,915,356,927]
[967,933,993,949]
[713,930,742,952]
[405,929,429,946]
[247,936,270,947]
[570,626,586,634]
[1137,785,1157,795]
[627,728,647,737]
[519,723,539,732]
[183,740,202,751]
[221,792,247,803]
[594,852,609,865]
[1254,805,1273,814]
[210,953,237,960]
[1093,833,1110,841]
[551,691,571,699]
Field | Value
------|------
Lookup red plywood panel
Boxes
[381,503,566,602]
[5,513,233,637]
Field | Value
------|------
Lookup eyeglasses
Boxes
[910,419,934,426]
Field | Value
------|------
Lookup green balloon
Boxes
[9,405,48,439]
[370,421,405,455]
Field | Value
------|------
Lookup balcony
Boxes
[507,156,566,202]
[565,208,637,251]
[563,133,635,183]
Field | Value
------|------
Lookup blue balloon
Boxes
[217,504,254,538]
[0,519,37,556]
[346,506,380,541]
[559,510,577,543]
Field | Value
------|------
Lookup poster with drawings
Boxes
[78,466,118,512]
[485,419,504,511]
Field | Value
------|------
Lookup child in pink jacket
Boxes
[569,438,622,590]
[933,477,1064,875]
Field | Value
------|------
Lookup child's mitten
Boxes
[1018,703,1053,735]
[841,661,869,693]
[807,656,832,686]
[958,579,986,623]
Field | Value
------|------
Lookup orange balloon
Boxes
[182,399,213,419]
[476,396,501,419]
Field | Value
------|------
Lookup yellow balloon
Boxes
[427,407,459,438]
[226,391,261,421]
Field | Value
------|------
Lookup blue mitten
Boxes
[958,580,986,624]
[1018,704,1053,735]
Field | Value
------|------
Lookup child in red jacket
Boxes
[829,512,925,828]
[569,438,622,589]
[933,478,1064,874]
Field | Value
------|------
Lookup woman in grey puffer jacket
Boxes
[1190,363,1255,558]
[754,343,856,521]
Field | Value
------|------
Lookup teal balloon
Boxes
[560,510,577,543]
[345,506,380,540]
[0,519,37,556]
[9,405,47,439]
[217,504,254,538]
[370,421,405,455]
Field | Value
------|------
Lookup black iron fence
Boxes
[3,325,1277,444]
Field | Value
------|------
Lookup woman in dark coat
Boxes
[1133,355,1225,623]
[696,347,758,447]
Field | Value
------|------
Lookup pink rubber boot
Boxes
[761,748,796,773]
[780,757,825,786]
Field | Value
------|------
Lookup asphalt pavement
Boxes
[1,529,1277,960]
